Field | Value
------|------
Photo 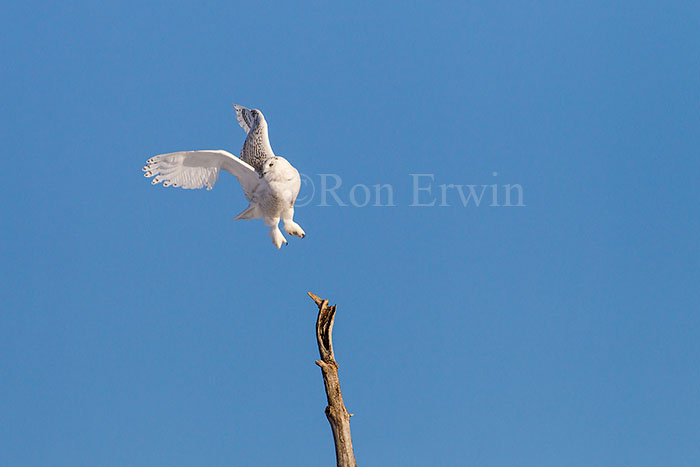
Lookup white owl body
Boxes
[143,106,306,249]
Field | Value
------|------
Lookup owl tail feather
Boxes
[234,203,260,220]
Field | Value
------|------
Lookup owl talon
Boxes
[283,221,306,238]
[270,226,288,249]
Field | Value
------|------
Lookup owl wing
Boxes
[143,150,259,198]
[233,104,259,134]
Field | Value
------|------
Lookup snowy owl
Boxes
[142,105,306,249]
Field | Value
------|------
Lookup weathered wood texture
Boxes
[308,292,357,467]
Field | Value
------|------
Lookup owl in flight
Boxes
[143,105,305,249]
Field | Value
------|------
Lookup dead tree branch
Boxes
[308,292,357,467]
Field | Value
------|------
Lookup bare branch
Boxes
[307,291,324,306]
[308,292,357,467]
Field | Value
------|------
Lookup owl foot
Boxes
[270,227,288,249]
[283,221,306,239]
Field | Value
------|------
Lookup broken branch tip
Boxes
[307,292,324,306]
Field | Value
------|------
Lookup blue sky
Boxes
[2,1,699,465]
